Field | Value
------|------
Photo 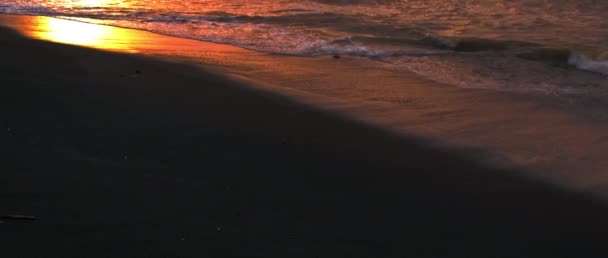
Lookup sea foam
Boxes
[569,53,608,76]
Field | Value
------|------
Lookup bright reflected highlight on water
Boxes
[72,0,127,8]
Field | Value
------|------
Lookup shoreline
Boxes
[2,13,608,77]
[3,14,608,194]
[2,14,608,257]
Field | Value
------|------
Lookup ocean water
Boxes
[1,0,606,95]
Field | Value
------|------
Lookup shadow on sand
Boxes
[1,27,607,257]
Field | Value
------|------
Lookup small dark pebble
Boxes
[135,70,142,74]
[235,211,241,217]
[333,55,341,59]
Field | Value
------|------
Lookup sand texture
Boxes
[1,17,608,257]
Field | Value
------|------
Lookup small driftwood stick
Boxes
[1,215,36,221]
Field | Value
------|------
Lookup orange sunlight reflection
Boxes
[0,14,246,57]
[28,16,138,53]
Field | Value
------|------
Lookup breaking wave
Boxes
[2,3,607,77]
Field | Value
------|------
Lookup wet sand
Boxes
[1,15,608,257]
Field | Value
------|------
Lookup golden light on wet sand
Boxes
[40,18,109,46]
[28,16,138,52]
[0,14,248,57]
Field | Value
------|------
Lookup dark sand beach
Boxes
[2,15,608,257]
